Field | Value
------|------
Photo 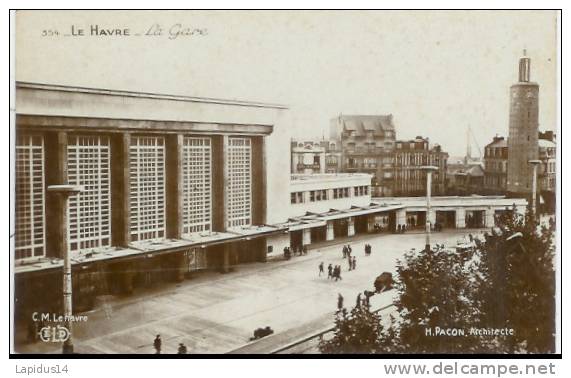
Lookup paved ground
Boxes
[16,229,486,354]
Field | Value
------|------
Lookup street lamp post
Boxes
[420,166,439,252]
[528,160,541,219]
[47,184,84,354]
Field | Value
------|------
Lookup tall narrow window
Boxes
[182,137,212,236]
[227,137,251,228]
[15,135,45,260]
[129,136,165,241]
[68,135,111,252]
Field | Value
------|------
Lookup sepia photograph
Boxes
[9,9,561,359]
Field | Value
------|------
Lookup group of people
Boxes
[342,244,357,270]
[395,222,443,233]
[317,243,363,281]
[283,245,308,260]
[326,263,344,281]
[364,243,373,256]
[342,244,352,258]
[153,334,188,354]
[318,262,344,281]
[372,223,387,233]
[347,256,357,271]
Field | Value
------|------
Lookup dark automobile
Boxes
[374,272,393,293]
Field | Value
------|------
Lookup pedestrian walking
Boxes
[335,265,343,281]
[352,256,356,271]
[348,255,352,271]
[319,261,324,276]
[178,343,187,354]
[342,245,347,258]
[348,244,352,256]
[327,263,333,279]
[337,293,344,310]
[153,334,162,354]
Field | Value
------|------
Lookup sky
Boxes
[15,10,558,157]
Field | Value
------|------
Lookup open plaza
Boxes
[17,228,486,354]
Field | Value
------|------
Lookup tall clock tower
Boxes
[507,51,539,196]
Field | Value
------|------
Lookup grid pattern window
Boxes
[129,136,166,241]
[291,191,304,204]
[68,136,111,252]
[333,187,351,199]
[309,190,328,202]
[354,186,370,196]
[15,135,45,260]
[182,137,212,236]
[227,137,252,228]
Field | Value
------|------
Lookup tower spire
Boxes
[518,50,531,82]
[466,125,472,161]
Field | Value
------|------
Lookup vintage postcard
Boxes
[10,10,560,357]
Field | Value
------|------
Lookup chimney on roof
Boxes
[518,49,531,82]
[538,130,554,141]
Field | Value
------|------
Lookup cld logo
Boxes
[39,325,70,343]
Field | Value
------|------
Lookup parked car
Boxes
[374,272,393,293]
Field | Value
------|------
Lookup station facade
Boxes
[13,82,291,321]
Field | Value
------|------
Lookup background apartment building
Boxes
[482,131,555,210]
[483,136,509,194]
[393,137,448,196]
[329,114,396,196]
[290,140,326,174]
[328,115,448,197]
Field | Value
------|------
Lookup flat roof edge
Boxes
[16,81,289,110]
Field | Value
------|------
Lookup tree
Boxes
[319,206,556,354]
[319,294,392,354]
[393,245,487,353]
[477,207,556,353]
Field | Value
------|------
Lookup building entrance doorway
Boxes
[311,226,326,243]
[465,210,485,228]
[333,219,348,238]
[355,215,369,234]
[436,210,456,229]
[290,230,303,251]
[405,211,426,230]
